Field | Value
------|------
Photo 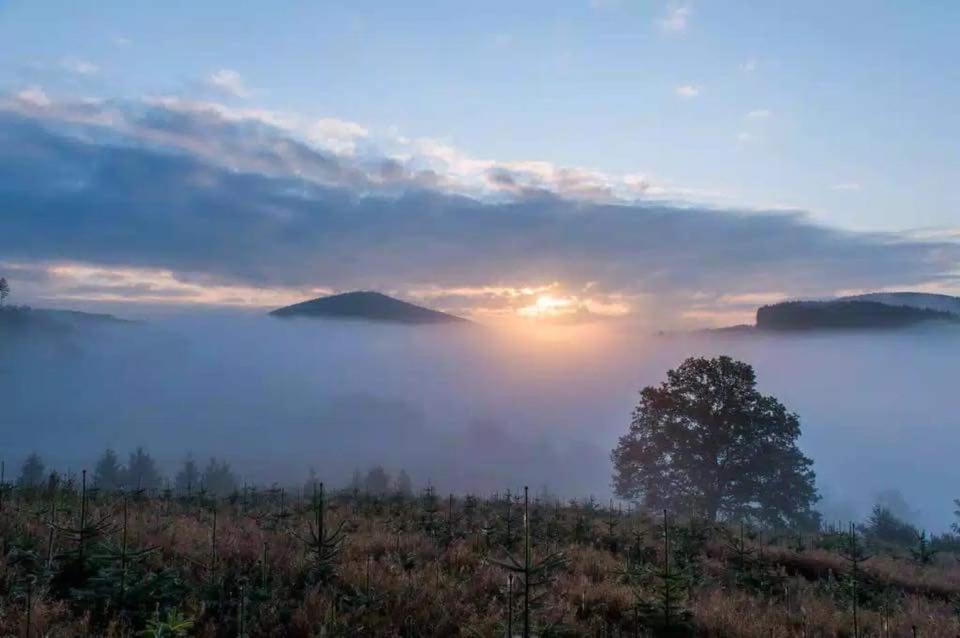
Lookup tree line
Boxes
[9,448,420,503]
[9,449,240,498]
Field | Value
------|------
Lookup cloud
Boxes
[60,57,99,76]
[903,227,960,242]
[675,84,700,98]
[741,58,758,72]
[206,69,251,98]
[0,95,956,323]
[746,109,772,119]
[0,261,328,308]
[13,86,50,107]
[832,182,862,192]
[659,5,692,32]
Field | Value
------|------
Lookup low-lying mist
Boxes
[2,313,957,530]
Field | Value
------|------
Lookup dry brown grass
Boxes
[1,488,958,636]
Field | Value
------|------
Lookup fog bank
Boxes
[2,313,957,530]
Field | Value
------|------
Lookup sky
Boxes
[0,1,958,326]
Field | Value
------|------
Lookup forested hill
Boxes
[269,291,467,324]
[756,299,959,331]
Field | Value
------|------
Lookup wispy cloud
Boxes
[659,5,692,33]
[60,57,99,76]
[675,84,700,98]
[1,262,332,308]
[741,58,758,72]
[746,109,772,119]
[14,86,50,107]
[832,182,862,192]
[206,69,251,98]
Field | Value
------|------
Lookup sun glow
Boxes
[517,294,574,318]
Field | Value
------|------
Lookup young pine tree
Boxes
[293,482,346,584]
[489,486,567,638]
[839,523,871,638]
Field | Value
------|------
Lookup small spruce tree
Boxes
[92,449,124,492]
[201,458,238,498]
[395,469,413,498]
[17,453,45,489]
[123,447,163,492]
[174,455,200,495]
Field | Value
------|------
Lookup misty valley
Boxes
[4,293,959,532]
[0,293,960,636]
[3,4,960,632]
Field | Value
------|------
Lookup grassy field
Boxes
[1,477,959,637]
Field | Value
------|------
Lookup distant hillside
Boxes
[756,300,958,331]
[1,306,129,331]
[0,306,133,349]
[269,291,467,324]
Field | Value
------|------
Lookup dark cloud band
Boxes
[0,99,957,316]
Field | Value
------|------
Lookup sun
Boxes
[517,294,573,318]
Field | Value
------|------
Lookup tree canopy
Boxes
[612,355,819,528]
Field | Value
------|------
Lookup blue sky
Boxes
[0,1,958,323]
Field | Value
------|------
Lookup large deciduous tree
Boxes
[612,356,819,528]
